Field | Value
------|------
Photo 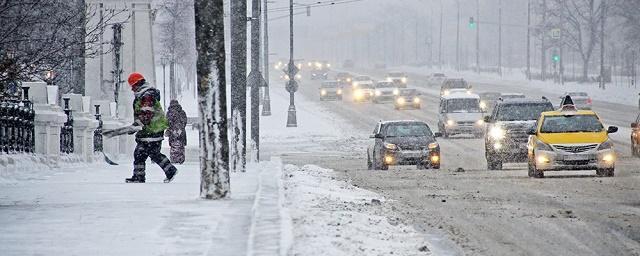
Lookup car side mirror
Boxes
[632,122,638,129]
[434,132,442,138]
[527,127,536,135]
[370,133,383,139]
[483,116,492,123]
[607,126,618,134]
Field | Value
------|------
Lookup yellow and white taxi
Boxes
[527,102,618,178]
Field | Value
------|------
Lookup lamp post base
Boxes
[286,104,297,127]
[261,87,271,116]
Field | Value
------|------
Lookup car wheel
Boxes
[528,162,544,178]
[487,156,503,170]
[417,163,426,170]
[597,168,614,177]
[632,142,638,157]
[367,154,373,170]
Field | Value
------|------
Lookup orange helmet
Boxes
[127,72,145,87]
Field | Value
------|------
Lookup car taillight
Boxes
[587,98,592,104]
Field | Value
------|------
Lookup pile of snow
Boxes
[283,164,432,256]
[0,153,92,185]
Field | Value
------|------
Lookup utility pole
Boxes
[599,0,606,90]
[249,0,263,160]
[285,0,298,127]
[475,0,480,73]
[498,0,502,77]
[161,56,168,111]
[111,23,123,119]
[439,0,443,69]
[526,0,531,80]
[456,0,460,71]
[541,0,547,81]
[230,0,247,171]
[262,0,271,116]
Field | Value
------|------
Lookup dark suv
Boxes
[367,121,441,170]
[484,98,554,170]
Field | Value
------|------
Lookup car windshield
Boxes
[446,98,480,113]
[376,83,394,88]
[355,76,370,81]
[568,92,588,97]
[433,73,445,77]
[321,83,339,88]
[400,89,417,96]
[384,123,433,137]
[358,84,374,89]
[444,80,468,89]
[496,103,553,121]
[540,115,604,133]
[337,73,350,78]
[502,94,525,99]
[388,72,405,77]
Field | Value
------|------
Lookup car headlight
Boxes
[443,90,450,96]
[476,119,485,125]
[384,142,398,150]
[386,77,392,82]
[320,89,327,96]
[597,140,614,151]
[347,78,352,82]
[466,90,472,95]
[393,89,400,95]
[397,97,406,105]
[446,119,455,126]
[375,90,382,96]
[337,89,343,95]
[413,97,420,103]
[401,77,407,83]
[284,74,290,80]
[352,82,359,88]
[480,101,487,110]
[488,126,505,140]
[327,63,331,68]
[536,139,553,151]
[428,142,439,150]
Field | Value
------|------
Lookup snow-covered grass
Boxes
[283,164,432,256]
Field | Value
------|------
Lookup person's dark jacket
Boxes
[166,100,187,146]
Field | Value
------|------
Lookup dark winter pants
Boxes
[133,141,176,177]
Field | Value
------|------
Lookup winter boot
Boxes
[164,167,178,183]
[125,175,146,183]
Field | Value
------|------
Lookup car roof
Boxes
[379,120,426,125]
[541,109,598,117]
[441,91,480,99]
[497,99,552,105]
[501,93,524,96]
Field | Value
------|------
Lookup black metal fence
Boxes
[93,105,103,152]
[0,86,35,154]
[60,97,74,154]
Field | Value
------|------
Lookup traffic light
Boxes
[468,17,476,29]
[552,52,560,63]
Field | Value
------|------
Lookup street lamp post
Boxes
[261,0,273,116]
[161,56,168,111]
[285,0,297,127]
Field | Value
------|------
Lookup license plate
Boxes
[403,150,423,156]
[564,154,590,161]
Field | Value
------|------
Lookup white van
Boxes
[438,91,485,138]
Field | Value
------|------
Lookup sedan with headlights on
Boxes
[386,72,408,88]
[319,81,343,101]
[394,89,421,110]
[372,81,399,103]
[367,120,441,170]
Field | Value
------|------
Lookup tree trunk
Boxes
[194,0,230,199]
[582,58,590,82]
[230,0,247,172]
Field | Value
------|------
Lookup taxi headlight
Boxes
[384,142,398,150]
[602,153,615,163]
[375,90,382,96]
[446,119,455,126]
[428,142,439,150]
[397,97,406,105]
[536,140,553,152]
[337,89,343,95]
[352,82,359,88]
[401,77,407,83]
[320,90,327,96]
[476,119,485,126]
[393,89,400,95]
[413,97,420,103]
[597,140,613,151]
[488,126,505,140]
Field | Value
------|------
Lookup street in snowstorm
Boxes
[2,0,640,255]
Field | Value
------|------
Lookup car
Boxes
[386,72,408,88]
[438,91,485,138]
[484,98,555,170]
[309,61,330,80]
[560,92,592,110]
[440,78,471,96]
[353,83,374,102]
[367,120,441,170]
[526,96,618,178]
[428,73,447,87]
[373,82,399,103]
[394,89,421,110]
[479,92,501,113]
[500,93,525,100]
[319,81,343,101]
[335,72,352,86]
[351,75,374,89]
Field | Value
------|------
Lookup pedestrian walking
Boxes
[125,72,178,183]
[166,100,187,164]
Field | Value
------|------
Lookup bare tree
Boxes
[0,0,122,94]
[194,0,230,199]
